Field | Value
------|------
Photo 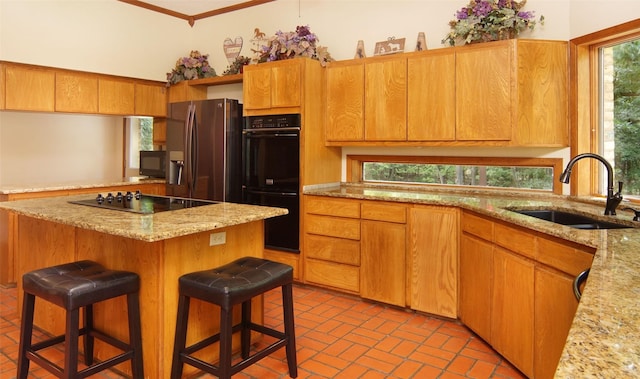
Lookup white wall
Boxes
[0,0,638,187]
[0,112,123,186]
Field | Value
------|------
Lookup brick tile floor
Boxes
[0,284,525,378]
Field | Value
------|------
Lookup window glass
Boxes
[124,117,153,177]
[363,162,554,191]
[600,38,640,196]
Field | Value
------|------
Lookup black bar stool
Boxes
[17,260,144,379]
[170,256,297,379]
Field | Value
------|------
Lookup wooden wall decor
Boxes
[374,37,405,56]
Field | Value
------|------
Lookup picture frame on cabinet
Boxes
[374,37,405,56]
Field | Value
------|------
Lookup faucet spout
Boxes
[559,153,623,215]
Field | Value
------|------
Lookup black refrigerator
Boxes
[166,99,243,203]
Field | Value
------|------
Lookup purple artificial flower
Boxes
[473,0,493,17]
[517,11,534,20]
[456,7,470,20]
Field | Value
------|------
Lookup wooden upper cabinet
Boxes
[5,64,55,112]
[168,81,207,103]
[325,60,364,142]
[243,59,302,110]
[456,41,513,141]
[98,78,134,115]
[513,40,569,146]
[55,72,99,113]
[407,50,456,141]
[364,55,407,141]
[0,63,6,110]
[134,83,167,117]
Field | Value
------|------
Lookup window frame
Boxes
[570,19,640,202]
[346,155,564,195]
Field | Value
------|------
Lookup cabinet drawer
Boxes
[462,212,494,241]
[537,238,594,276]
[361,202,406,223]
[305,258,360,292]
[494,222,536,259]
[305,196,360,218]
[305,234,360,266]
[305,214,360,240]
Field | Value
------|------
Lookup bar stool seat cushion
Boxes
[22,260,140,310]
[179,256,293,308]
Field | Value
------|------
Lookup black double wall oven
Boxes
[242,114,301,253]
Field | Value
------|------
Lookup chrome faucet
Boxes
[559,153,623,215]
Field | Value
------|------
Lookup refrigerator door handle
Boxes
[191,106,199,197]
[185,103,196,197]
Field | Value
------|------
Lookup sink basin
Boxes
[510,209,633,230]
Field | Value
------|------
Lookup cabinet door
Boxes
[271,60,301,108]
[513,40,569,146]
[135,83,167,117]
[364,56,407,141]
[456,42,512,141]
[492,247,534,378]
[325,60,365,141]
[5,64,55,112]
[534,266,580,379]
[99,78,134,115]
[459,233,493,342]
[408,206,458,317]
[55,72,98,113]
[243,64,271,110]
[360,220,406,306]
[407,51,456,141]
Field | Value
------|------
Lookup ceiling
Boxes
[118,0,275,26]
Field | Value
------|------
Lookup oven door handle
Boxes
[243,127,300,134]
[245,189,298,197]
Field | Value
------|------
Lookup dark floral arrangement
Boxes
[256,25,333,66]
[166,50,216,86]
[442,0,543,46]
[222,56,251,75]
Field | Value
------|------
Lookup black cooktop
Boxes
[69,191,218,214]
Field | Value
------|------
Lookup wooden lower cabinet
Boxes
[459,233,493,342]
[534,266,579,379]
[360,219,406,306]
[460,210,595,378]
[303,196,459,318]
[408,206,458,318]
[303,196,361,293]
[492,247,534,378]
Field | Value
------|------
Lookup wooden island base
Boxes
[15,215,265,378]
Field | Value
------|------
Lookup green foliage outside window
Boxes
[613,39,640,195]
[364,163,553,190]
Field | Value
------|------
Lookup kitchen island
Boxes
[0,194,287,378]
[304,183,639,379]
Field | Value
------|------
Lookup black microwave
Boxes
[139,150,166,178]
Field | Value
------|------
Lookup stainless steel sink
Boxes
[510,209,633,230]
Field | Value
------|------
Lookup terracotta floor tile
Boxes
[0,284,526,379]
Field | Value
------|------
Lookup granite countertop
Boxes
[0,194,287,242]
[0,177,164,195]
[304,183,640,378]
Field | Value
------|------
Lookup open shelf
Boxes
[187,74,243,86]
